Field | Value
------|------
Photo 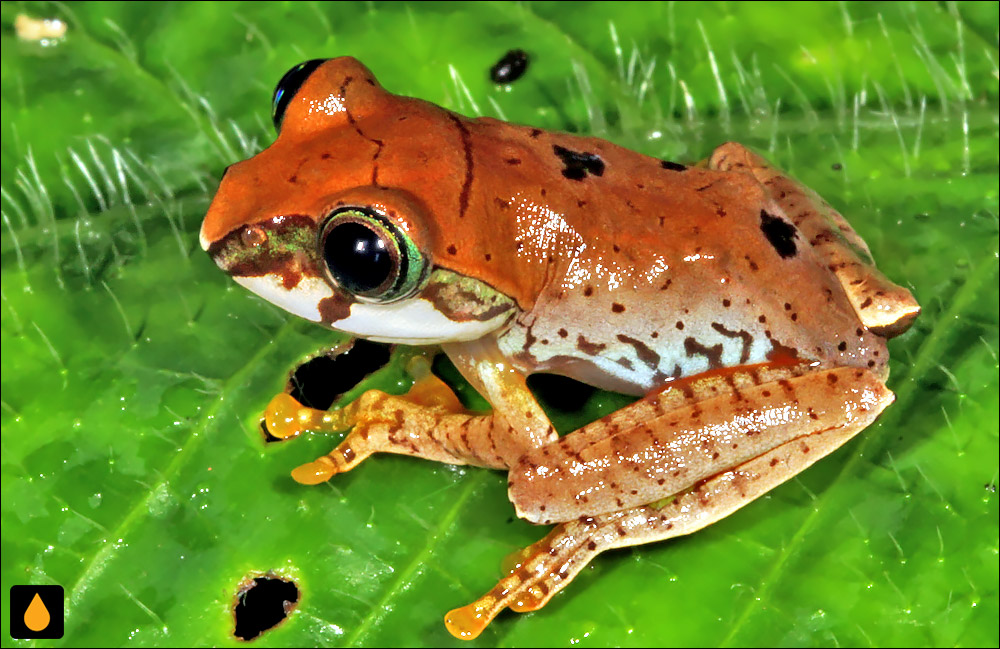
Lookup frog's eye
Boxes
[320,208,427,303]
[272,59,328,132]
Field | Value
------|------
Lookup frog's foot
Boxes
[264,393,350,440]
[281,371,544,485]
[260,392,359,484]
[708,142,920,338]
[445,366,892,640]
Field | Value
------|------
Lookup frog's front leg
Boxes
[266,338,558,484]
[444,361,892,639]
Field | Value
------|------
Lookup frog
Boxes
[200,57,920,640]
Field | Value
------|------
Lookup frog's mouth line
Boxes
[233,274,514,345]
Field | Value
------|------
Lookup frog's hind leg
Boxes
[444,362,893,639]
[707,142,920,338]
[446,416,870,640]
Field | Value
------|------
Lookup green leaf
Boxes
[2,2,996,647]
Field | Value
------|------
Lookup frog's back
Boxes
[457,120,887,394]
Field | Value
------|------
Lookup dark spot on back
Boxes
[660,160,687,172]
[553,144,605,181]
[760,210,798,258]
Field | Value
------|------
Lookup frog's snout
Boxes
[198,219,213,252]
[200,192,228,254]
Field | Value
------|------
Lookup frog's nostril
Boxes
[242,225,268,248]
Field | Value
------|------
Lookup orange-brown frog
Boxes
[200,57,920,639]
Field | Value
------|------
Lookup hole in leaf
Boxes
[263,339,393,443]
[526,373,638,435]
[527,373,597,413]
[233,575,299,641]
[289,339,393,411]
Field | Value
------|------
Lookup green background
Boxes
[2,1,997,646]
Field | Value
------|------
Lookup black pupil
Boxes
[324,222,395,295]
[272,58,328,131]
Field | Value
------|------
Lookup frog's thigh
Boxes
[508,363,893,524]
[708,142,919,337]
[446,364,892,640]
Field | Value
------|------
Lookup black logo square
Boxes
[9,585,64,639]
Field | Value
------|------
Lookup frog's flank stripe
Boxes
[710,322,754,364]
[447,113,474,219]
[615,334,662,371]
[683,336,725,370]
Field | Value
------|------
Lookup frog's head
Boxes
[199,58,516,344]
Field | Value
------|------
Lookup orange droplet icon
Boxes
[24,592,51,632]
